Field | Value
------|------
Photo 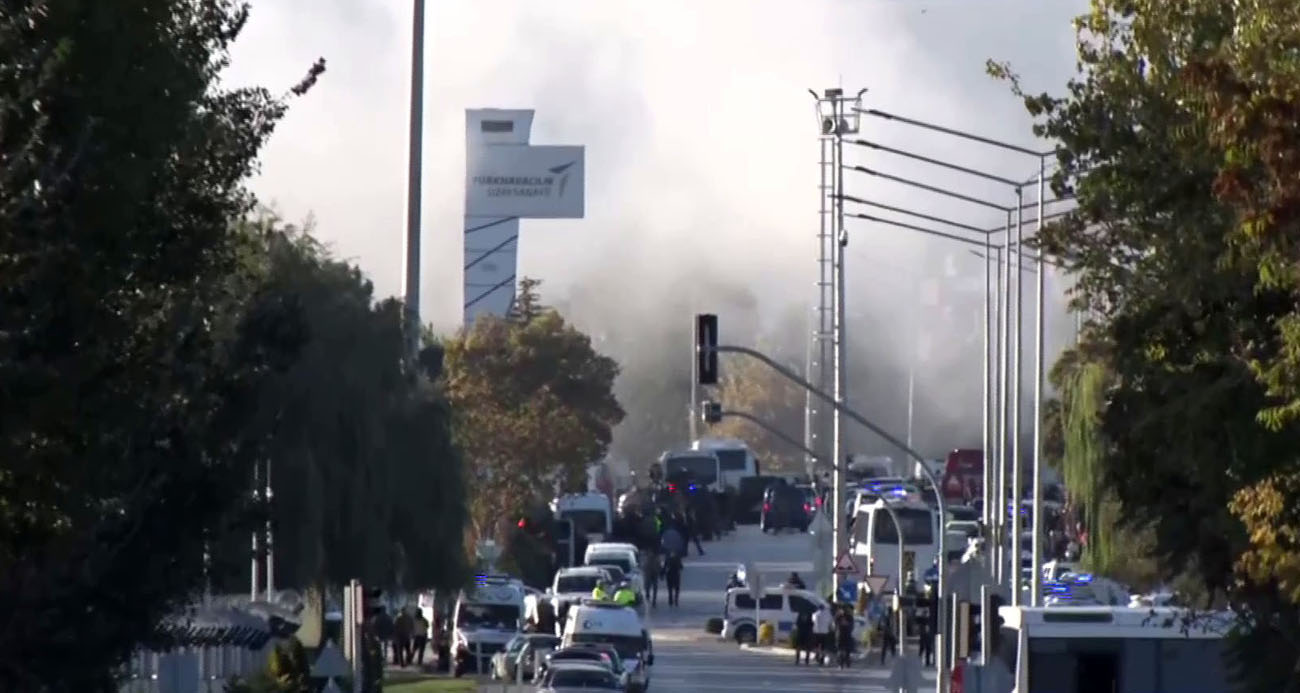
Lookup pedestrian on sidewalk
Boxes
[812,604,833,666]
[794,609,814,665]
[878,614,898,666]
[663,551,684,607]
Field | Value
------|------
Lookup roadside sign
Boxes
[834,551,857,574]
[863,574,890,595]
[311,640,350,679]
[744,562,764,601]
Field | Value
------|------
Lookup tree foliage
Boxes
[707,352,807,473]
[0,1,321,688]
[443,278,624,545]
[236,217,469,593]
[996,1,1300,687]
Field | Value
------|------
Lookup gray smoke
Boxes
[227,0,1089,463]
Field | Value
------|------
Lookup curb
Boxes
[739,643,873,661]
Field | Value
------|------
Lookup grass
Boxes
[382,677,477,693]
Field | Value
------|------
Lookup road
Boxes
[646,524,936,692]
[481,524,937,692]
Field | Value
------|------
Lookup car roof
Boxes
[551,648,606,658]
[559,566,607,576]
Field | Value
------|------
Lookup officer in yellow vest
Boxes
[613,583,637,607]
[591,579,611,601]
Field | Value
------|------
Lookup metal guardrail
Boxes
[117,642,274,693]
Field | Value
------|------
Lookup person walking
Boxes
[393,607,414,667]
[373,608,395,667]
[878,614,898,666]
[918,618,934,667]
[685,510,706,556]
[812,605,833,666]
[643,549,661,608]
[794,609,815,665]
[663,551,684,607]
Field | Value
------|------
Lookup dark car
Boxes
[761,484,810,533]
[737,475,785,524]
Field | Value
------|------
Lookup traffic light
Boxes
[696,314,718,385]
[364,587,385,621]
[701,400,722,423]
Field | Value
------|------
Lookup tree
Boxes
[443,278,625,548]
[0,2,322,688]
[707,352,808,473]
[995,1,1300,686]
[235,218,468,594]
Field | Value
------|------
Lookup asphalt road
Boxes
[482,524,938,692]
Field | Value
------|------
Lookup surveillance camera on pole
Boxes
[696,314,718,385]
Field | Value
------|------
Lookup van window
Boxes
[715,449,748,471]
[560,509,608,535]
[734,594,756,610]
[873,507,935,545]
[663,455,719,486]
[759,594,783,610]
[788,595,816,615]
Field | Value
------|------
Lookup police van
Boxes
[452,576,526,677]
[562,599,654,692]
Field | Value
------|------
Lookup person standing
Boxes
[794,609,814,665]
[834,606,855,669]
[878,613,898,666]
[812,605,833,666]
[373,608,395,667]
[663,551,684,607]
[411,611,430,667]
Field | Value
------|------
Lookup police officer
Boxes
[613,582,637,607]
[592,578,611,601]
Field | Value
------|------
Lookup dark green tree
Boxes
[995,1,1300,687]
[241,219,468,593]
[0,1,321,688]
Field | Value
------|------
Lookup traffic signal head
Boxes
[701,400,722,424]
[364,587,385,619]
[695,314,718,385]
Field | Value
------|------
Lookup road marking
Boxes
[687,561,814,571]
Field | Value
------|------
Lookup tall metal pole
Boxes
[1010,188,1025,605]
[265,457,275,599]
[250,461,261,601]
[803,315,816,474]
[403,0,426,362]
[996,213,1011,586]
[831,93,847,597]
[982,233,992,531]
[1030,159,1046,606]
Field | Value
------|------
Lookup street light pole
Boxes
[403,0,426,363]
[831,92,848,596]
[1030,157,1047,605]
[1010,188,1025,604]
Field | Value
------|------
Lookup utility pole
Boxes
[403,0,426,363]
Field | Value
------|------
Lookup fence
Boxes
[118,642,274,693]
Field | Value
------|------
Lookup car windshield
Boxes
[588,555,634,574]
[456,602,520,629]
[570,632,647,660]
[546,668,619,689]
[570,645,622,671]
[947,506,978,522]
[560,509,609,536]
[557,574,601,593]
[551,650,607,664]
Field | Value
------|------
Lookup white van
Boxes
[720,586,868,644]
[849,499,939,593]
[562,600,654,692]
[585,542,642,568]
[452,576,526,677]
[548,566,615,634]
[551,493,613,542]
[690,437,760,490]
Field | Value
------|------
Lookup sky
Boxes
[223,0,1092,460]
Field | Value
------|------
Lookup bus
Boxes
[690,438,760,490]
[849,499,939,592]
[963,605,1233,693]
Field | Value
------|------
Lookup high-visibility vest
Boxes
[592,586,610,600]
[613,588,636,606]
